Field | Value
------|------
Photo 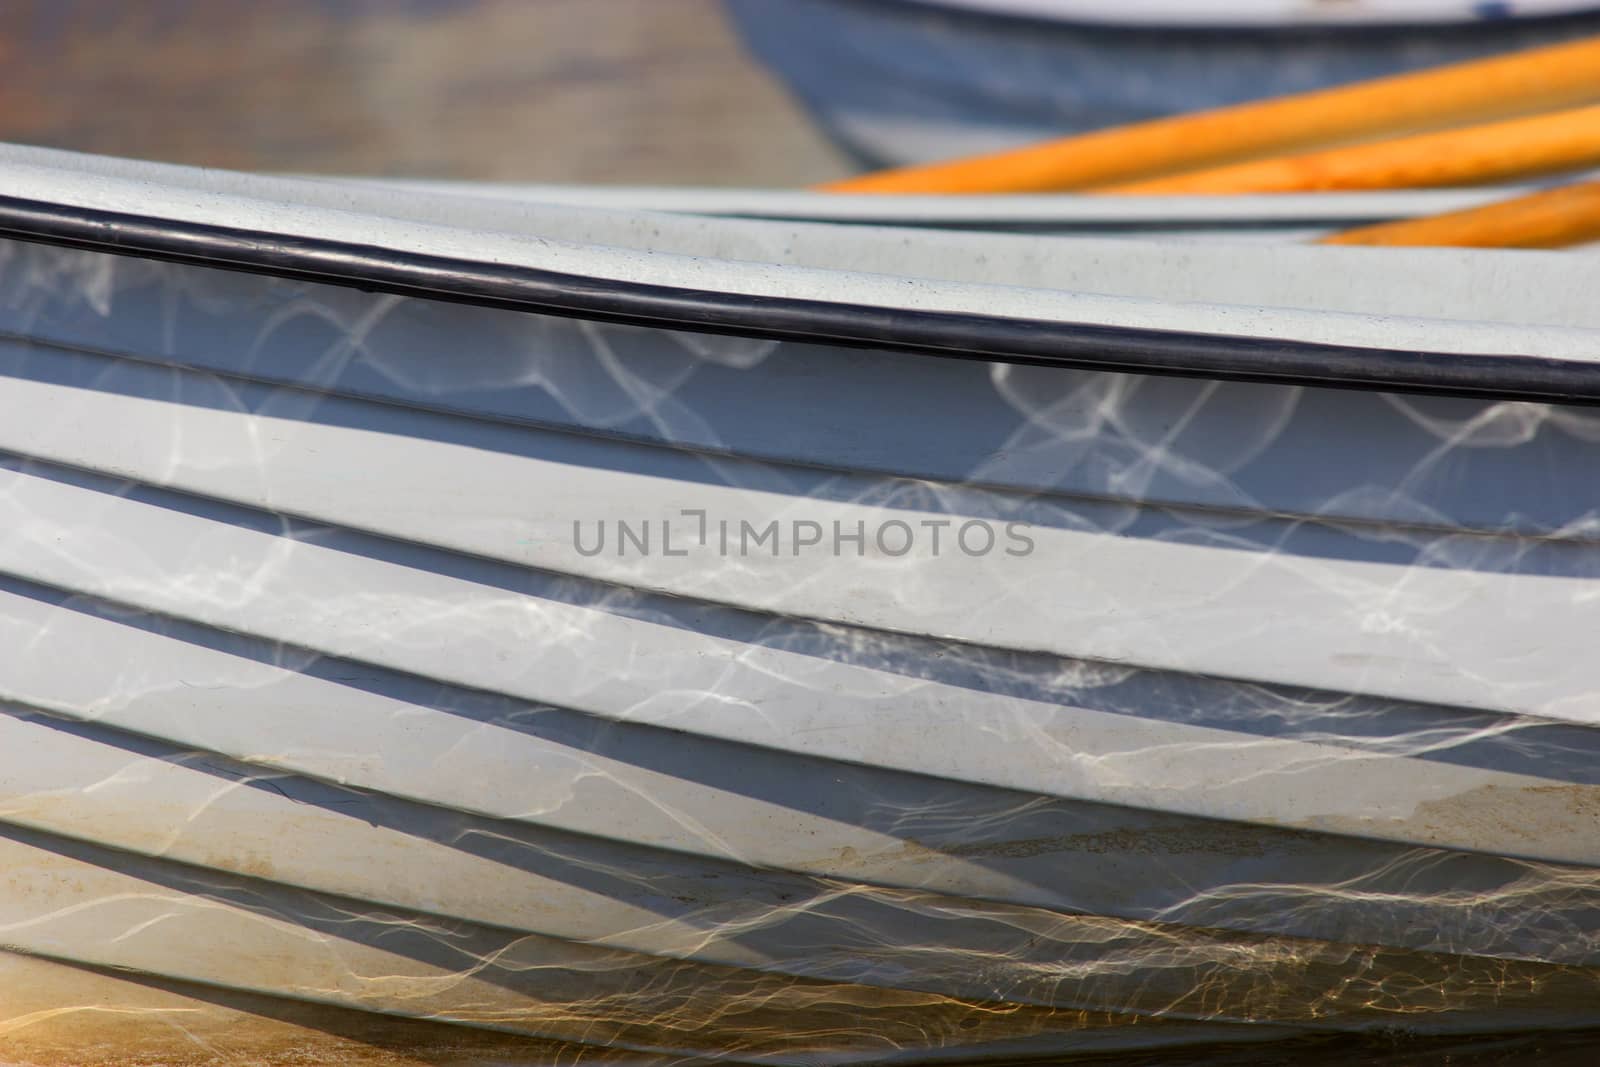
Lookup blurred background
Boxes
[0,0,852,184]
[13,0,1600,190]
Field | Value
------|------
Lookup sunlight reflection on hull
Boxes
[1,238,1599,1064]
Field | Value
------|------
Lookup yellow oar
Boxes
[1102,104,1600,194]
[1319,181,1600,248]
[819,35,1600,195]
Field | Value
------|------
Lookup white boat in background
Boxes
[723,0,1600,166]
[2,143,1600,1064]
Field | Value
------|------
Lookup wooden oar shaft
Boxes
[1101,104,1600,194]
[1319,180,1600,248]
[819,35,1600,194]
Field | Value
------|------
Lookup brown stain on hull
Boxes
[1295,781,1600,860]
[940,823,1327,860]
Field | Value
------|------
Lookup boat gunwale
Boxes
[319,179,1573,224]
[0,193,1597,406]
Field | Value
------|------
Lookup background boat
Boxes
[723,0,1600,167]
[2,143,1600,1062]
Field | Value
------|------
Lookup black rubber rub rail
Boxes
[0,193,1595,404]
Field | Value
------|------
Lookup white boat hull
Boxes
[1,146,1598,1062]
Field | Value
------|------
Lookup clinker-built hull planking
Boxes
[0,144,1598,1062]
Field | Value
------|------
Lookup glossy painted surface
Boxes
[1,149,1599,1062]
